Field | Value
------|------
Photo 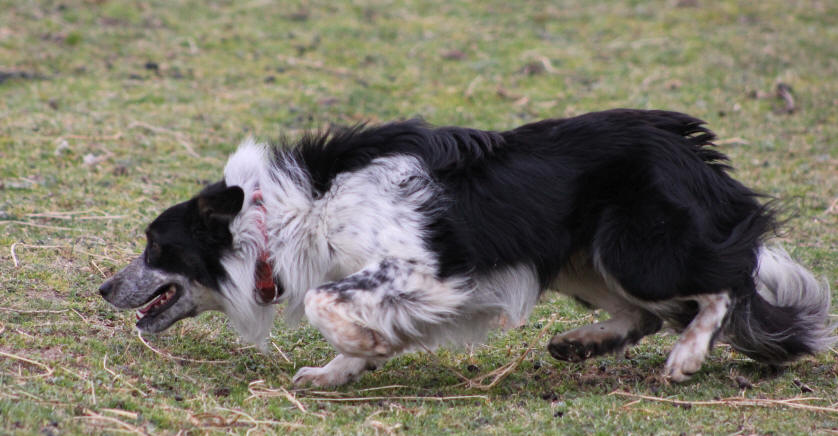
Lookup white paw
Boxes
[292,366,351,387]
[664,343,705,382]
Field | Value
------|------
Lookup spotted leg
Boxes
[292,258,468,387]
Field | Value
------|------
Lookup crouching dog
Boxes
[100,109,835,386]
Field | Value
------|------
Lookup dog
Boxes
[99,109,835,387]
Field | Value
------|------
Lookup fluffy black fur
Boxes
[289,110,768,292]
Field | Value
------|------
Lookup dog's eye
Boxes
[146,241,162,265]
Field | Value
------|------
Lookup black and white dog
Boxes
[99,109,835,387]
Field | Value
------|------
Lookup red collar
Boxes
[252,190,282,305]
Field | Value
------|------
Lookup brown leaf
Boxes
[441,49,466,61]
[775,82,796,113]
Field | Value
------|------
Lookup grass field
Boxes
[1,0,837,434]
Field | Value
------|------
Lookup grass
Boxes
[1,0,837,434]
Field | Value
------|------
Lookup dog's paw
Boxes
[547,339,593,362]
[664,343,704,383]
[292,366,351,387]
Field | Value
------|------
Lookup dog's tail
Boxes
[723,246,836,364]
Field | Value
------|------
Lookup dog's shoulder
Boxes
[279,120,505,194]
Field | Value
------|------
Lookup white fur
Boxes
[471,264,541,330]
[753,245,836,351]
[292,354,381,387]
[756,246,831,309]
[665,293,731,382]
[260,154,328,325]
[218,139,275,346]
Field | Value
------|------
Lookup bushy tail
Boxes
[724,246,836,364]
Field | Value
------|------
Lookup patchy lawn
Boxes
[1,0,836,434]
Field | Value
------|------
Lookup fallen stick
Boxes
[611,390,838,414]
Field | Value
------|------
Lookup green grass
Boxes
[1,0,837,434]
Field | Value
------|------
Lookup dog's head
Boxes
[99,181,245,333]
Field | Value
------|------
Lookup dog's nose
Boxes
[99,280,114,297]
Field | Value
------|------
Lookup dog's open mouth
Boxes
[136,284,181,321]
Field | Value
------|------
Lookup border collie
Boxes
[99,109,835,387]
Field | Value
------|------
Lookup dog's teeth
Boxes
[137,285,178,318]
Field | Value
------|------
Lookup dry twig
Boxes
[0,307,68,315]
[75,409,148,435]
[59,132,124,141]
[271,340,292,363]
[25,210,126,220]
[5,389,66,405]
[611,390,838,414]
[464,75,483,98]
[357,385,411,393]
[1,220,82,232]
[299,393,489,403]
[11,242,118,263]
[534,55,558,74]
[247,380,328,419]
[0,349,55,377]
[10,242,20,267]
[715,137,749,146]
[91,259,107,278]
[216,406,304,429]
[101,408,139,420]
[421,346,472,385]
[129,121,200,158]
[136,331,230,364]
[277,54,368,85]
[460,315,558,390]
[103,354,148,397]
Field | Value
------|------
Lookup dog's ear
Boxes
[197,185,244,225]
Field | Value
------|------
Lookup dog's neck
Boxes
[223,143,331,328]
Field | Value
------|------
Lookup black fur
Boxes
[145,181,243,290]
[284,109,772,297]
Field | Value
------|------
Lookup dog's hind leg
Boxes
[549,262,662,362]
[293,258,469,387]
[548,307,661,362]
[664,292,731,382]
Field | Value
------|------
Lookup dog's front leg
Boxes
[292,258,466,387]
[291,285,394,387]
[291,262,403,387]
[292,354,384,387]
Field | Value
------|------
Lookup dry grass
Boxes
[1,0,836,434]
